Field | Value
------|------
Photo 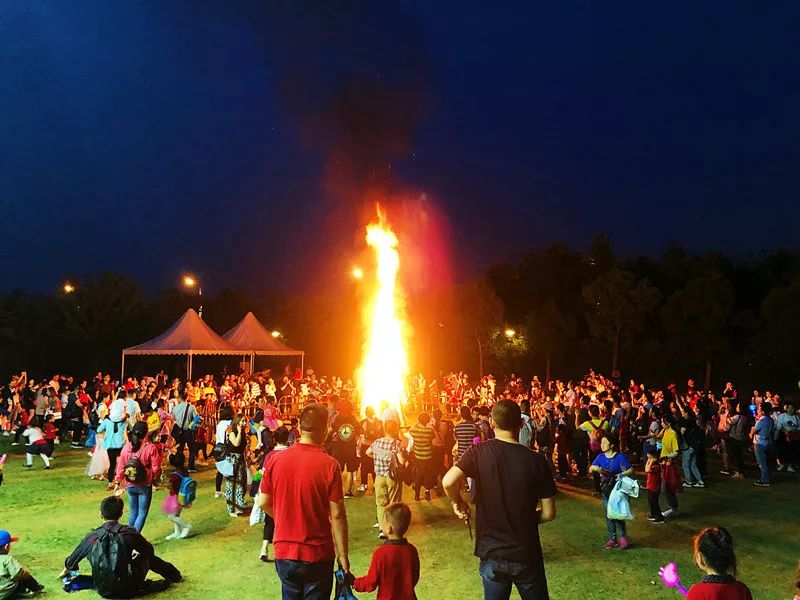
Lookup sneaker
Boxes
[228,511,238,518]
[179,524,192,539]
[372,522,381,529]
[693,481,705,488]
[788,466,796,473]
[344,492,354,499]
[0,454,7,466]
[165,532,179,541]
[11,442,19,446]
[44,465,50,470]
[603,539,618,549]
[648,518,665,524]
[23,464,32,469]
[2,431,9,437]
[187,468,198,473]
[719,469,730,476]
[682,481,694,488]
[214,492,221,499]
[731,472,744,480]
[661,508,674,518]
[259,553,269,563]
[754,480,771,487]
[358,484,367,493]
[378,532,387,540]
[618,537,630,550]
[777,464,786,472]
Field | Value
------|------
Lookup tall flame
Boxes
[357,208,409,420]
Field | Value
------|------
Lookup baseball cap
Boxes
[0,530,19,546]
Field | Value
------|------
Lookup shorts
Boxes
[26,444,48,455]
[332,447,359,473]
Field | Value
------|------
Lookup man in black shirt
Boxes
[443,399,557,600]
[60,496,181,598]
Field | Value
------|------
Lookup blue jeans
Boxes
[754,443,770,483]
[274,559,334,600]
[127,485,153,532]
[681,447,703,484]
[479,557,549,600]
[601,496,627,541]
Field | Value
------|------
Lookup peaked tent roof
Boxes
[123,309,243,355]
[223,312,304,356]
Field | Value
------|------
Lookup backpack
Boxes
[177,473,197,506]
[88,524,133,598]
[123,449,147,485]
[589,420,605,452]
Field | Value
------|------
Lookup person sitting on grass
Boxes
[60,496,182,599]
[685,526,752,600]
[0,529,44,598]
[352,502,420,599]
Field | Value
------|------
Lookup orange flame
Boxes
[357,207,409,420]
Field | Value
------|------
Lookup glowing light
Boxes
[271,330,282,338]
[357,208,409,420]
[352,267,364,280]
[182,276,197,288]
[505,328,516,338]
[63,283,75,294]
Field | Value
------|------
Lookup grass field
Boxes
[1,441,798,599]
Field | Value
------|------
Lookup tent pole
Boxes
[301,353,304,375]
[121,353,125,381]
[187,354,193,381]
[250,352,255,375]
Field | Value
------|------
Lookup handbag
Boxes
[216,457,234,477]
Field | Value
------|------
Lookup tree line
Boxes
[2,236,799,393]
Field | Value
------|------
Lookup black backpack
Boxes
[88,524,133,598]
[123,450,147,485]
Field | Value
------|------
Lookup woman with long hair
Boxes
[224,414,249,517]
[113,421,162,532]
[589,435,634,549]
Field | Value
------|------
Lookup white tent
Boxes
[121,309,244,379]
[222,311,304,373]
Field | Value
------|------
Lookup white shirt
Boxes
[216,420,232,444]
[23,427,44,444]
[109,399,127,422]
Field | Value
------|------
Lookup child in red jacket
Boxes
[686,527,752,600]
[353,502,419,599]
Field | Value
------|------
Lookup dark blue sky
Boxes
[3,2,800,294]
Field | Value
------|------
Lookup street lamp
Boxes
[351,267,364,280]
[62,282,75,294]
[181,275,203,318]
[271,330,282,338]
[504,328,516,339]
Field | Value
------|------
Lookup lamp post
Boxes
[182,275,203,318]
[62,282,76,294]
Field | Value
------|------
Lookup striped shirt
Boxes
[455,421,479,460]
[409,425,435,460]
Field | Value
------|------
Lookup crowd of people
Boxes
[1,365,799,599]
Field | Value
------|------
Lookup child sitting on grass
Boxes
[351,502,420,599]
[0,530,44,598]
[686,526,752,599]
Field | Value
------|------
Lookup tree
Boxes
[661,271,735,389]
[582,269,661,374]
[524,297,577,383]
[758,276,800,378]
[453,278,504,377]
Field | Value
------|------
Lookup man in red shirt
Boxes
[259,403,350,599]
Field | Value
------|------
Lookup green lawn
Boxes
[1,441,798,599]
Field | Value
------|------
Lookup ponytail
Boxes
[694,527,737,576]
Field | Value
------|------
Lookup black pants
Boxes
[70,419,84,445]
[107,448,122,482]
[695,444,707,477]
[413,458,436,497]
[13,572,42,596]
[647,490,662,518]
[263,513,275,542]
[663,489,678,510]
[360,454,374,486]
[216,471,223,493]
[557,453,569,477]
[573,437,588,476]
[727,438,745,473]
[177,440,197,469]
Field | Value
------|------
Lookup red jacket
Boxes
[354,539,419,600]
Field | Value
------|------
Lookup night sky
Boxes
[3,2,800,294]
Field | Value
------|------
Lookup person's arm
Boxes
[352,548,381,593]
[330,499,350,573]
[442,465,470,520]
[539,496,557,523]
[63,531,96,572]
